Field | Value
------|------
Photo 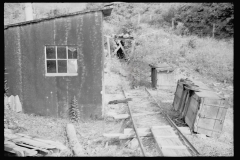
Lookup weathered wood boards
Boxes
[108,98,132,104]
[103,128,152,140]
[5,95,22,112]
[151,125,192,157]
[106,111,161,120]
[4,129,67,156]
[173,78,228,137]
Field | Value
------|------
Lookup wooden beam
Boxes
[108,111,161,120]
[108,98,132,104]
[66,124,85,156]
[5,141,38,156]
[106,36,111,57]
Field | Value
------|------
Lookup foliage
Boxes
[69,96,81,123]
[4,3,25,25]
[175,3,234,39]
[122,24,233,87]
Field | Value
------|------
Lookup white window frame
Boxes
[45,45,78,76]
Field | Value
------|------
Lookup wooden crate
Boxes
[173,79,212,116]
[157,70,175,87]
[149,63,174,89]
[184,90,228,137]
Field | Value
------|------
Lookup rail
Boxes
[121,88,147,156]
[144,87,200,156]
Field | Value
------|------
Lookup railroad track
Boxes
[120,87,200,157]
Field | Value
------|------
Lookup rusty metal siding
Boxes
[4,11,104,119]
[4,27,23,104]
[20,21,58,117]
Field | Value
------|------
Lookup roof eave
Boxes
[4,6,113,30]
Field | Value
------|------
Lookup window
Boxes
[45,45,78,76]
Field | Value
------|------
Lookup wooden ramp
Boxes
[151,125,192,157]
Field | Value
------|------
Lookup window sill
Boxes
[45,73,78,77]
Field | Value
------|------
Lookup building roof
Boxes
[4,6,113,30]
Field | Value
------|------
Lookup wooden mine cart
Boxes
[149,63,175,89]
[184,90,228,137]
[173,79,229,137]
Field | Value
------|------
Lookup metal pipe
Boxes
[122,88,147,157]
[145,87,200,156]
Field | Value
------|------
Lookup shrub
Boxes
[69,96,81,123]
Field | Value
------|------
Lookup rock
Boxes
[128,138,139,150]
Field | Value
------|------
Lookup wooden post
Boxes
[106,36,111,58]
[151,67,157,89]
[212,23,215,38]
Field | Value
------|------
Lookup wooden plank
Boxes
[161,148,192,156]
[15,142,50,154]
[111,112,162,120]
[151,125,172,129]
[119,132,152,140]
[155,137,184,147]
[5,141,38,156]
[161,146,187,149]
[5,133,56,149]
[124,128,150,135]
[113,114,130,120]
[15,132,65,151]
[14,133,63,150]
[151,126,176,137]
[108,98,132,104]
[133,111,161,117]
[103,133,123,139]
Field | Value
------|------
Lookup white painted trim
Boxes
[44,46,47,74]
[45,73,78,77]
[55,46,58,73]
[45,45,78,76]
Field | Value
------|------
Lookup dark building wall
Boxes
[4,11,104,119]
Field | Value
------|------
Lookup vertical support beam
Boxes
[151,67,157,89]
[106,36,111,58]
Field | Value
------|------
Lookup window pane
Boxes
[46,46,56,59]
[68,60,78,73]
[58,60,67,73]
[57,46,66,59]
[47,60,56,73]
[68,47,77,59]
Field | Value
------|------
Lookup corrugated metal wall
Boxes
[4,11,104,119]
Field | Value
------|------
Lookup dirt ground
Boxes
[5,56,233,157]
